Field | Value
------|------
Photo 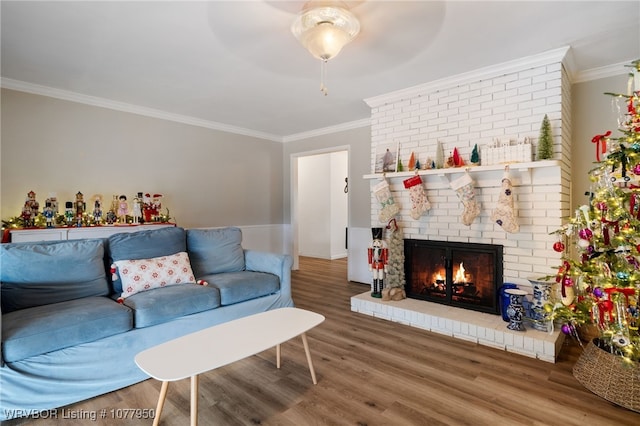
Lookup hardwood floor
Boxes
[6,257,639,425]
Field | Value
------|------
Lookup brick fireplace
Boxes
[351,47,572,362]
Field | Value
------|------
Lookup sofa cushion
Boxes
[108,226,186,294]
[1,239,109,314]
[120,284,221,328]
[114,251,196,300]
[186,227,245,276]
[2,296,132,362]
[200,271,279,306]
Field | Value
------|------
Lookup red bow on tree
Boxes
[591,131,611,162]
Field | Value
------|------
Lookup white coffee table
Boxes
[135,307,325,426]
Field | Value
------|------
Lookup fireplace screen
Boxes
[404,240,503,315]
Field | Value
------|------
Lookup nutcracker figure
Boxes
[74,191,85,226]
[92,194,103,224]
[367,227,388,298]
[43,202,55,228]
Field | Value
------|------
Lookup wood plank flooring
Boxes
[5,256,640,425]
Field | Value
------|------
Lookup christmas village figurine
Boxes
[368,227,388,298]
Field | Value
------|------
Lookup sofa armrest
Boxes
[244,250,293,301]
[1,307,4,368]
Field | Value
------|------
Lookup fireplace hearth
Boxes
[404,239,503,315]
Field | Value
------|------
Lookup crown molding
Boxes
[572,60,636,84]
[282,118,370,143]
[364,46,571,108]
[0,78,283,142]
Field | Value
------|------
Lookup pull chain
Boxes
[320,59,328,96]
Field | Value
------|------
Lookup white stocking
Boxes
[450,173,481,226]
[373,179,399,223]
[492,175,519,233]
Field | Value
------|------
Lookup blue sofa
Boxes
[0,226,293,421]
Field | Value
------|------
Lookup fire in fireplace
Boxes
[404,239,503,315]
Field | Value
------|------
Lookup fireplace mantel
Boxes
[363,159,560,181]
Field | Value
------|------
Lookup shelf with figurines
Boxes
[2,191,173,232]
[364,140,560,182]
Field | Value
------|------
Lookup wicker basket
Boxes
[573,338,640,413]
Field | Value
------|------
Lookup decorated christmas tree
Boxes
[547,61,640,365]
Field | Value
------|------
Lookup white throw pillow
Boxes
[113,251,195,301]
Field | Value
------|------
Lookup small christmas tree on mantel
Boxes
[547,61,640,366]
[537,114,554,160]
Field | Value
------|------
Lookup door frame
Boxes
[290,145,350,270]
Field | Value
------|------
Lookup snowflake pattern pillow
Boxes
[113,251,195,300]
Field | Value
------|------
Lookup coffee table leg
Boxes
[191,375,199,426]
[276,343,281,369]
[300,333,317,384]
[153,381,169,426]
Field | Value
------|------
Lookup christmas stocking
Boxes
[373,179,399,223]
[450,173,481,226]
[403,175,431,219]
[491,174,519,233]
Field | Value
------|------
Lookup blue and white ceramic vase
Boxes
[505,289,527,331]
[499,283,518,322]
[529,279,552,331]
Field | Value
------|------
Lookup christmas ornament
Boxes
[553,240,565,252]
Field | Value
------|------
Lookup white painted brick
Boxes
[518,67,547,78]
[507,346,538,359]
[479,339,507,350]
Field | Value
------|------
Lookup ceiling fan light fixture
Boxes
[291,2,360,95]
[291,5,360,61]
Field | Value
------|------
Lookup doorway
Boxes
[290,147,349,269]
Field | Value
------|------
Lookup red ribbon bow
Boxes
[591,131,611,162]
[604,287,636,306]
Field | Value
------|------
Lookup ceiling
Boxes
[1,1,639,142]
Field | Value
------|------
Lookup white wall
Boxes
[330,151,348,259]
[298,151,348,259]
[298,154,330,258]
